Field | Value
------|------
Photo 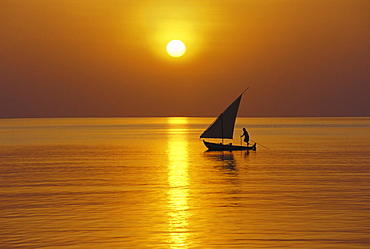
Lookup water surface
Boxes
[1,117,369,248]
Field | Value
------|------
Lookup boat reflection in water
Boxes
[203,150,251,170]
[166,117,190,249]
[203,151,238,170]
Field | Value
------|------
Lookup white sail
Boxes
[200,94,242,139]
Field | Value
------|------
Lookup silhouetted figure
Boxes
[241,128,249,145]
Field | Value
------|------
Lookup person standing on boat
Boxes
[241,128,250,146]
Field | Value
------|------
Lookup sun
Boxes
[166,40,186,58]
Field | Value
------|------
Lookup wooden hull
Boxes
[203,140,256,151]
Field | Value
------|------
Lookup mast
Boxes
[221,114,224,144]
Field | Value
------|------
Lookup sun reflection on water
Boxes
[167,117,190,249]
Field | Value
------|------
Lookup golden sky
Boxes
[1,0,369,117]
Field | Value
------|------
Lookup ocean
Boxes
[1,117,369,248]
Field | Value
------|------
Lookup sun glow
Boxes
[166,40,186,58]
[131,1,205,60]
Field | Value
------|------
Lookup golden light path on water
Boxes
[167,117,190,248]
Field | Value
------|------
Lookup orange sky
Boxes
[1,0,369,117]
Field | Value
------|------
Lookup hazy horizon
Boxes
[1,116,369,120]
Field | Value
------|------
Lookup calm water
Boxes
[1,117,369,248]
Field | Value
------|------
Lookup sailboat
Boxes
[200,89,256,151]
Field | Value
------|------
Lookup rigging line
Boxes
[241,86,250,95]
